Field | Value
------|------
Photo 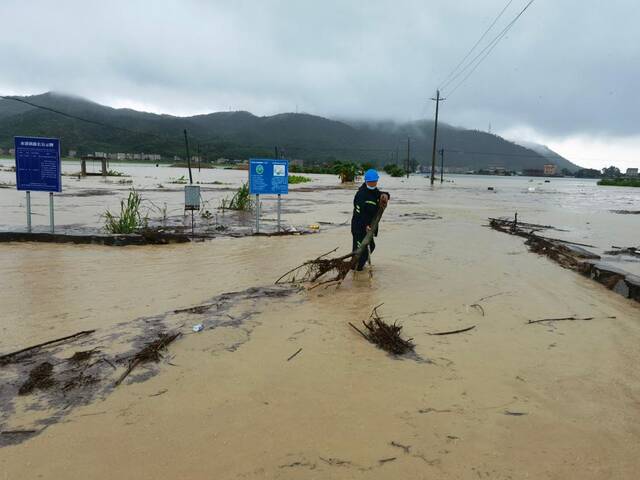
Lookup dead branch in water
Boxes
[527,315,616,325]
[0,330,95,365]
[488,217,591,270]
[349,304,415,355]
[18,362,56,395]
[286,348,303,361]
[488,217,569,232]
[428,326,476,336]
[470,304,485,316]
[476,292,509,303]
[114,332,181,387]
[275,207,386,287]
[390,441,411,453]
[605,246,640,258]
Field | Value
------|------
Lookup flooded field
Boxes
[1,158,639,479]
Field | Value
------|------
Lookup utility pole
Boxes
[183,129,193,184]
[430,89,445,185]
[197,143,201,172]
[274,146,279,159]
[406,136,410,178]
[439,148,445,183]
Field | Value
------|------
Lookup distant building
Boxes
[489,165,506,175]
[523,168,544,177]
[544,164,557,176]
[68,150,77,157]
[0,147,5,155]
[9,148,15,156]
[290,158,305,168]
[626,168,638,177]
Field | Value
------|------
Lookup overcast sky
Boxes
[1,0,638,169]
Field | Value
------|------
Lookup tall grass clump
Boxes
[220,182,254,211]
[104,189,148,233]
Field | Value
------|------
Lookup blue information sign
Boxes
[249,159,289,195]
[14,136,61,192]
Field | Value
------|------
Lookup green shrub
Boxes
[288,175,312,184]
[383,164,405,177]
[598,178,640,187]
[333,161,362,183]
[104,190,148,234]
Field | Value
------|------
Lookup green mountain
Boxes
[0,92,581,171]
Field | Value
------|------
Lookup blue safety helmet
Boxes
[364,169,379,182]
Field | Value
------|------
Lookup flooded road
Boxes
[1,160,639,478]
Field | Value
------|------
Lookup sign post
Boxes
[184,185,201,238]
[277,194,281,232]
[14,136,61,233]
[255,194,261,233]
[49,192,54,233]
[26,191,32,232]
[249,159,289,233]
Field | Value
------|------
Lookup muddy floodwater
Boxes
[1,158,639,479]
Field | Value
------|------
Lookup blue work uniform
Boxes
[350,183,390,270]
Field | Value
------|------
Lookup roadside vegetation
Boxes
[290,161,365,183]
[103,189,148,234]
[106,169,129,177]
[333,161,361,183]
[598,178,640,187]
[288,175,312,184]
[168,175,188,184]
[220,182,253,211]
[383,164,406,177]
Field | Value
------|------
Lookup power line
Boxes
[5,94,589,163]
[0,95,178,143]
[0,97,402,156]
[438,0,515,90]
[441,0,535,96]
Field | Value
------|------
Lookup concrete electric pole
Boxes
[430,90,445,185]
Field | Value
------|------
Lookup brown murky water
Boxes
[1,162,639,478]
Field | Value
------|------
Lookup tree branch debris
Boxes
[276,207,386,287]
[428,326,476,336]
[348,304,415,355]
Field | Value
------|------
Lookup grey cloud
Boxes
[0,0,638,138]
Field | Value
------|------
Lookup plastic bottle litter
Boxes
[192,324,204,333]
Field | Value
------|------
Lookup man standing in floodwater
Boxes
[351,169,390,271]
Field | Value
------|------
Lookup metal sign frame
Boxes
[184,185,201,211]
[249,159,288,195]
[14,136,61,192]
[14,136,61,233]
[248,159,289,233]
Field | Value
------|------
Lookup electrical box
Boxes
[184,185,200,211]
